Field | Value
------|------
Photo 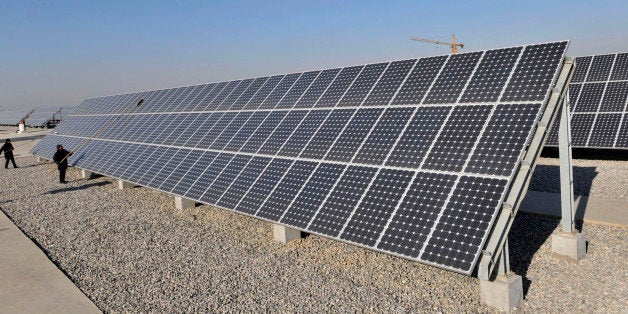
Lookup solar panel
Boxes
[32,41,569,275]
[546,53,628,149]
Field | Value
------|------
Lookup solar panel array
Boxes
[32,41,568,275]
[0,106,77,127]
[0,109,27,125]
[546,53,628,148]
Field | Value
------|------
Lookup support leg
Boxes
[479,242,524,311]
[117,180,134,190]
[174,196,195,210]
[81,169,93,179]
[273,224,302,243]
[552,92,586,261]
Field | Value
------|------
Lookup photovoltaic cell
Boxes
[240,111,288,153]
[325,108,383,162]
[340,169,414,247]
[424,52,482,104]
[460,47,521,103]
[277,71,320,109]
[571,56,592,83]
[236,158,293,215]
[33,41,569,275]
[257,160,318,221]
[260,73,301,109]
[422,105,492,172]
[300,109,355,159]
[586,54,614,82]
[339,63,388,107]
[601,82,628,111]
[502,41,568,102]
[278,110,330,157]
[377,172,457,258]
[316,66,363,107]
[385,106,450,168]
[353,107,415,165]
[201,154,252,204]
[573,83,604,112]
[218,156,272,209]
[466,103,541,176]
[588,114,621,147]
[310,166,378,237]
[611,53,628,81]
[570,114,596,147]
[362,59,416,106]
[421,176,507,271]
[244,75,283,110]
[280,163,346,228]
[295,69,341,108]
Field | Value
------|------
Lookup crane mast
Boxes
[411,34,464,54]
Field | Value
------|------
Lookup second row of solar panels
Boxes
[71,44,560,116]
[52,104,540,176]
[546,52,628,149]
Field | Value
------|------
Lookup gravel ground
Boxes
[1,156,626,312]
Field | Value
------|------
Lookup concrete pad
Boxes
[81,169,93,179]
[0,210,101,313]
[479,273,523,311]
[174,196,195,210]
[117,180,134,190]
[273,224,302,243]
[520,191,628,227]
[551,232,587,261]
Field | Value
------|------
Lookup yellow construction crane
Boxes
[411,34,464,54]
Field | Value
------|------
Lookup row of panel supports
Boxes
[85,174,583,311]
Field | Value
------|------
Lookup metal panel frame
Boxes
[477,58,574,280]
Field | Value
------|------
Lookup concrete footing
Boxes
[273,224,302,243]
[81,169,93,179]
[551,231,586,261]
[479,273,524,311]
[174,196,195,210]
[117,180,134,190]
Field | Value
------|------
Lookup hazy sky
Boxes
[1,0,627,110]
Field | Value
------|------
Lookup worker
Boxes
[0,139,18,169]
[53,144,73,183]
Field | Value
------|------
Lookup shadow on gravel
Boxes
[542,147,628,160]
[509,213,558,297]
[509,212,587,297]
[530,165,598,197]
[46,181,111,194]
[13,163,44,169]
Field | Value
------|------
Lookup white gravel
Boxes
[1,156,626,312]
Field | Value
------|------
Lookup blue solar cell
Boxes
[257,161,318,221]
[236,158,293,215]
[280,163,346,228]
[353,107,415,165]
[218,157,272,209]
[201,155,252,204]
[338,63,388,107]
[340,169,414,247]
[325,108,383,162]
[316,66,363,107]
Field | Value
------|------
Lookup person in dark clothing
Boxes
[0,139,18,169]
[53,144,73,183]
